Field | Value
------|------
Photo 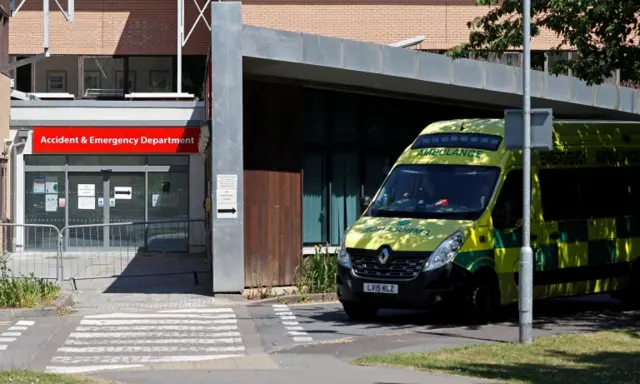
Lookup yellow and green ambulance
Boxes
[336,118,640,322]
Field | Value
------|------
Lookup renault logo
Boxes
[377,248,390,265]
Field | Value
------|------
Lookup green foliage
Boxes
[295,245,337,294]
[447,0,640,86]
[0,254,60,308]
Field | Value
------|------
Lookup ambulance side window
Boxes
[492,170,523,230]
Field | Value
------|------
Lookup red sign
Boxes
[32,127,200,154]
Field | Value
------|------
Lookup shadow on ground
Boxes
[426,347,640,384]
[290,294,640,338]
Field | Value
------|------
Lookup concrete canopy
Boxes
[241,25,640,120]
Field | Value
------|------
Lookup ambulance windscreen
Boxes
[411,133,502,151]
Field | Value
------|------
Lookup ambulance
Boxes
[336,118,640,322]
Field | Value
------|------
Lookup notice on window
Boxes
[58,198,66,208]
[78,184,95,197]
[33,178,45,194]
[45,176,58,194]
[78,196,95,210]
[98,197,104,208]
[152,194,160,207]
[45,194,58,212]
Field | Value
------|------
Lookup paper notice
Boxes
[78,184,95,197]
[45,176,58,194]
[45,194,58,212]
[78,196,95,210]
[33,178,45,194]
[152,194,160,207]
[58,198,66,208]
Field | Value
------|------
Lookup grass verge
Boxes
[352,328,640,384]
[1,255,61,308]
[0,369,118,383]
[294,244,336,295]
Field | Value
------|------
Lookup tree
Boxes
[446,0,640,86]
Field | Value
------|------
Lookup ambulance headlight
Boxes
[423,230,465,271]
[337,234,352,268]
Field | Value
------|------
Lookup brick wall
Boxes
[242,2,567,51]
[10,1,567,56]
[9,0,210,55]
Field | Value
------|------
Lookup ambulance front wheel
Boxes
[463,269,500,324]
[342,302,379,322]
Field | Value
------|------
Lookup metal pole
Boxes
[519,0,533,344]
[43,0,49,51]
[177,0,184,93]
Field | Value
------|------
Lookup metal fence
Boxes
[0,222,61,281]
[1,219,210,285]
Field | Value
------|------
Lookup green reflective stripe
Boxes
[557,220,589,242]
[616,216,640,238]
[492,229,522,249]
[588,239,616,266]
[454,249,495,272]
[535,244,559,271]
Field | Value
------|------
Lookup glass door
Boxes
[67,173,106,247]
[107,173,146,248]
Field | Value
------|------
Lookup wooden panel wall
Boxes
[243,80,303,288]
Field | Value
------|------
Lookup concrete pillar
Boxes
[210,1,244,293]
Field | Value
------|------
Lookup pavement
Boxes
[1,274,638,384]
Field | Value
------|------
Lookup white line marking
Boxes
[74,325,238,332]
[285,326,304,331]
[46,365,145,374]
[84,313,235,319]
[65,338,243,346]
[80,319,237,326]
[272,304,288,308]
[57,345,246,353]
[279,316,296,321]
[273,307,290,312]
[1,332,21,337]
[158,308,234,314]
[49,354,244,365]
[0,345,7,350]
[0,338,16,343]
[68,331,242,339]
[277,312,294,316]
[293,336,313,342]
[8,326,28,331]
[288,331,309,336]
[15,320,35,326]
[282,321,299,326]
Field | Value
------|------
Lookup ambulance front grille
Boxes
[349,251,427,280]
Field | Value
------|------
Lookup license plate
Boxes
[363,283,398,294]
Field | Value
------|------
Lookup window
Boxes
[330,152,360,244]
[303,153,328,244]
[46,70,67,92]
[492,169,523,229]
[539,167,638,221]
[24,172,66,250]
[367,164,501,220]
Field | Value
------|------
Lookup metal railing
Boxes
[0,222,62,281]
[1,219,210,286]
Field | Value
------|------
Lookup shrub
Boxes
[0,253,60,308]
[295,244,337,294]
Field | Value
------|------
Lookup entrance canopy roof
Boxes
[241,25,640,120]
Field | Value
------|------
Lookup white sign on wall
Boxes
[216,174,238,219]
[114,186,132,200]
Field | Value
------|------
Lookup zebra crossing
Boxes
[0,320,35,352]
[46,307,246,374]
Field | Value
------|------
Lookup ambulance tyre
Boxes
[463,269,500,324]
[342,302,379,322]
[615,260,640,310]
